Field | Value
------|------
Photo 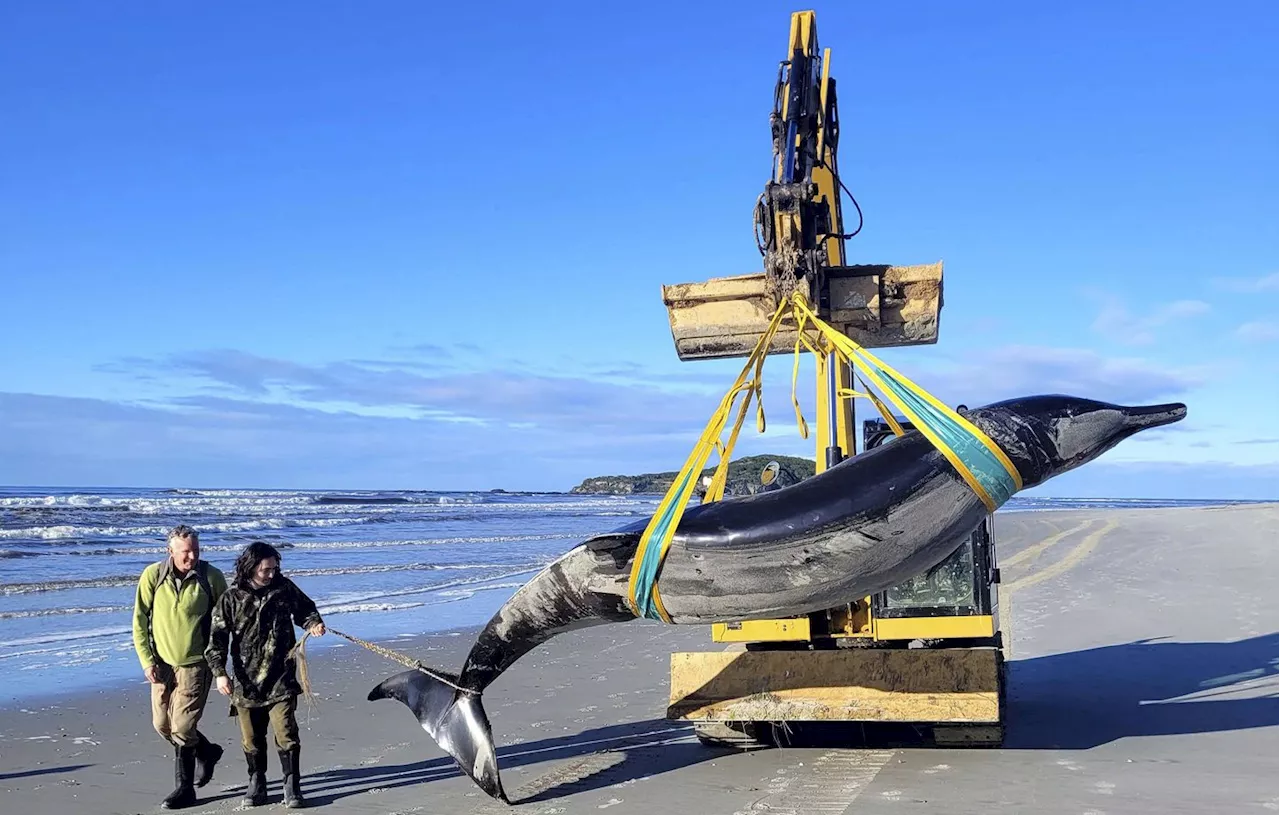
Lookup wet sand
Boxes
[0,503,1275,814]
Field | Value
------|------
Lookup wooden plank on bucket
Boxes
[661,263,943,361]
[667,647,1000,723]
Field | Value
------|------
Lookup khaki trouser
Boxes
[151,663,212,748]
[236,696,300,755]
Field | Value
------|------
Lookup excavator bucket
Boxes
[661,263,944,361]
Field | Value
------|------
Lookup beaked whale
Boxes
[368,394,1187,801]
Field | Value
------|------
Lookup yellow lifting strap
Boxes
[789,294,1023,506]
[625,291,1022,623]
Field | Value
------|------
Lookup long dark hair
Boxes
[234,541,282,590]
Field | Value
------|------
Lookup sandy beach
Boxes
[1,502,1275,815]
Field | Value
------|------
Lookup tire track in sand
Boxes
[729,749,896,815]
[999,519,1096,570]
[1000,519,1117,657]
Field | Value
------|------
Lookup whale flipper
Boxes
[368,669,506,802]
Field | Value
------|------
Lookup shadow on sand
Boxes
[0,764,93,782]
[1004,631,1278,749]
[756,633,1279,750]
[270,634,1279,807]
[297,718,728,807]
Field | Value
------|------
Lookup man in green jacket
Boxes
[132,524,229,810]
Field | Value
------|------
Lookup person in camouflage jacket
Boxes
[206,541,325,809]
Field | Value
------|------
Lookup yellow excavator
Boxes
[661,10,1006,748]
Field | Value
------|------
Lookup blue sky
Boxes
[1,1,1276,498]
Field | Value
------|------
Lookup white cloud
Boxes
[0,391,706,491]
[3,388,1268,498]
[1090,296,1212,346]
[1235,320,1279,343]
[1212,272,1280,293]
[21,340,1212,491]
[903,344,1203,407]
[114,349,718,437]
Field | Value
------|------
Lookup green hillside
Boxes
[570,454,815,496]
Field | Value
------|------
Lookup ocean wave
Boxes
[0,494,129,508]
[0,500,643,525]
[435,581,528,598]
[426,495,485,505]
[0,575,140,594]
[0,492,656,531]
[0,531,579,559]
[0,573,536,631]
[0,639,135,663]
[126,497,332,515]
[318,600,427,615]
[315,568,538,609]
[0,516,376,541]
[319,581,528,615]
[0,626,132,649]
[284,533,570,550]
[159,489,306,498]
[459,501,655,513]
[286,560,545,579]
[0,559,545,595]
[0,605,130,620]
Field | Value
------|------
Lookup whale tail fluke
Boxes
[368,669,507,802]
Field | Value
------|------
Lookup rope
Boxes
[625,297,797,622]
[625,290,1023,621]
[788,292,1022,510]
[288,626,477,700]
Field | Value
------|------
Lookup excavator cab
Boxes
[863,418,1000,646]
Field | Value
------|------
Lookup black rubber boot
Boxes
[193,733,223,788]
[279,746,304,809]
[242,751,267,807]
[160,744,197,809]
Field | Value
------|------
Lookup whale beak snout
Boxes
[1122,402,1188,431]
